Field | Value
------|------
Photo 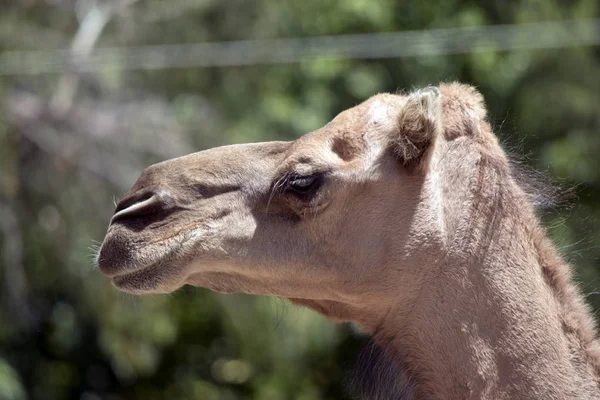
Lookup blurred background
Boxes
[0,1,599,399]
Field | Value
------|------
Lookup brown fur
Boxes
[97,82,600,399]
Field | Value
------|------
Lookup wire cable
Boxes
[1,19,598,76]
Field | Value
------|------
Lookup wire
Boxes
[1,19,598,76]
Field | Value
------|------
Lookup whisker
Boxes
[266,172,290,213]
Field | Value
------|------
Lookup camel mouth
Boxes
[97,227,192,294]
[110,263,165,294]
[111,266,151,291]
[105,251,187,294]
[97,230,171,278]
[97,232,144,278]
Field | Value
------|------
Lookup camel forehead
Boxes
[335,93,402,125]
[296,93,402,144]
[285,93,403,165]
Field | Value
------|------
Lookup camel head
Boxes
[97,83,490,328]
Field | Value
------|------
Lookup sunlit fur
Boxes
[97,83,600,399]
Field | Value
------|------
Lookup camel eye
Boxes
[287,175,322,197]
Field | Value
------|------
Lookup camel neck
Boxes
[377,221,600,399]
[363,141,600,399]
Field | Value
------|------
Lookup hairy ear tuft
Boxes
[438,82,487,139]
[393,86,442,166]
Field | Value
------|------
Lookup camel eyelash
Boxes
[283,173,325,198]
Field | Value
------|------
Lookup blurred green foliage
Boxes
[0,1,599,399]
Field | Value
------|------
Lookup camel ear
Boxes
[438,82,487,139]
[392,86,442,167]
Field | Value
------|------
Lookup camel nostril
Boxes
[111,190,174,225]
[114,191,154,214]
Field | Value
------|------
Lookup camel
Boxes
[97,82,600,399]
